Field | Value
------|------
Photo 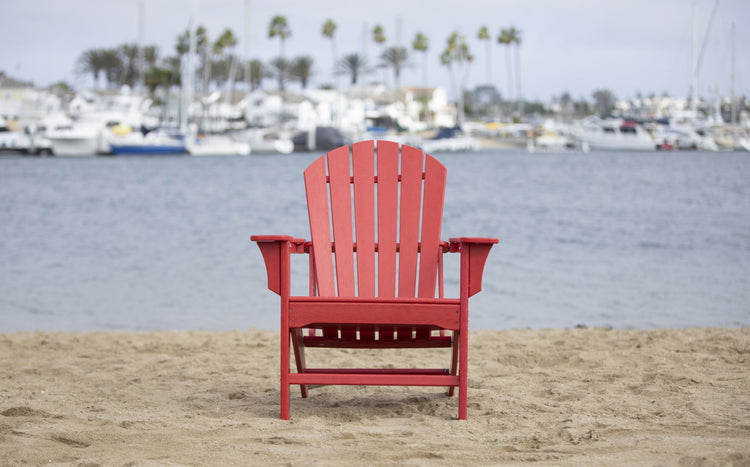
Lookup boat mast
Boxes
[244,0,251,92]
[181,1,197,134]
[691,1,698,113]
[137,1,145,92]
[730,22,736,125]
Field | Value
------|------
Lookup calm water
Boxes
[1,150,748,332]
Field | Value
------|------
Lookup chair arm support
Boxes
[251,236,308,295]
[448,237,499,297]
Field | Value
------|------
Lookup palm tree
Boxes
[118,44,139,87]
[411,32,429,88]
[269,57,292,91]
[477,26,491,84]
[372,24,386,47]
[176,25,208,91]
[268,15,291,58]
[145,66,178,96]
[507,26,523,116]
[440,32,473,126]
[291,56,314,89]
[380,46,409,89]
[372,24,387,85]
[322,18,337,88]
[246,59,271,91]
[337,53,369,85]
[77,49,106,89]
[100,49,123,88]
[215,28,239,100]
[497,28,514,106]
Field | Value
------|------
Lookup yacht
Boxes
[108,128,187,155]
[187,134,251,156]
[420,126,481,153]
[574,117,656,152]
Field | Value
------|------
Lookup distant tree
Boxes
[372,24,386,47]
[48,81,72,98]
[441,31,473,126]
[269,15,291,58]
[372,24,387,84]
[337,53,369,85]
[216,28,240,99]
[269,56,292,91]
[411,32,429,88]
[142,46,158,69]
[77,49,106,89]
[592,89,616,116]
[497,26,523,116]
[115,43,158,88]
[322,19,337,87]
[99,49,123,88]
[508,26,523,116]
[176,25,208,91]
[118,44,139,87]
[477,26,491,84]
[497,28,514,106]
[560,91,573,118]
[380,46,409,89]
[291,56,314,89]
[145,66,179,96]
[246,59,271,91]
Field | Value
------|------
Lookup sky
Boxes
[2,0,749,103]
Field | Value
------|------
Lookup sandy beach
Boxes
[1,327,748,465]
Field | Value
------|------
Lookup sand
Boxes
[1,327,748,466]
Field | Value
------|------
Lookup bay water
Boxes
[1,149,748,332]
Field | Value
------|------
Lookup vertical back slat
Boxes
[417,154,447,298]
[352,141,376,298]
[397,145,423,298]
[304,156,335,296]
[327,145,356,296]
[377,141,399,298]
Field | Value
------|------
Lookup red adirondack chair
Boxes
[252,140,497,420]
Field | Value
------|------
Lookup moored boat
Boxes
[420,126,481,153]
[187,134,251,156]
[109,129,186,155]
[574,117,655,152]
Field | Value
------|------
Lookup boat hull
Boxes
[110,144,186,155]
[47,136,102,157]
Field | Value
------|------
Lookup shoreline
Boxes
[1,327,748,465]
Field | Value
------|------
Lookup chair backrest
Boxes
[304,140,447,299]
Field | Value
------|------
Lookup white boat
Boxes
[45,120,111,156]
[575,117,655,152]
[108,129,187,155]
[227,128,294,154]
[736,137,750,152]
[652,124,719,151]
[187,134,251,156]
[420,127,481,153]
[0,116,31,154]
[46,91,154,156]
[0,116,54,155]
[528,120,573,152]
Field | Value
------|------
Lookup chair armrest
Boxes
[251,236,309,295]
[448,237,499,250]
[447,237,499,297]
